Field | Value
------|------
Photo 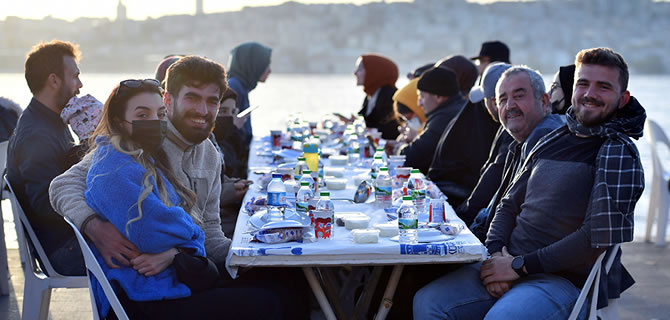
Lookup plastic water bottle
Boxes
[373,147,388,164]
[268,206,284,222]
[300,170,316,195]
[284,177,297,207]
[317,159,325,188]
[291,121,304,150]
[296,181,314,217]
[295,157,308,181]
[347,133,360,166]
[316,191,335,239]
[407,169,427,215]
[375,167,393,208]
[267,173,287,208]
[397,196,418,244]
[370,155,385,179]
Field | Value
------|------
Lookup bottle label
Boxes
[296,201,309,213]
[375,185,392,197]
[267,192,286,206]
[398,218,418,230]
[412,189,426,200]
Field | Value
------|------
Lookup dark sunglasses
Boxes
[115,79,162,96]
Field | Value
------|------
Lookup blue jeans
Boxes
[413,262,587,320]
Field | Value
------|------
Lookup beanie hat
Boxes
[360,54,399,96]
[435,55,478,96]
[558,64,576,106]
[393,78,426,122]
[154,55,183,85]
[469,62,512,103]
[60,94,103,140]
[417,67,459,98]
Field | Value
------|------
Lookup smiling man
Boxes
[414,48,645,319]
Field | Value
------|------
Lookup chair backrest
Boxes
[568,243,621,320]
[3,175,63,278]
[64,217,129,320]
[646,119,670,176]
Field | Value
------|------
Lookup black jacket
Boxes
[428,100,499,207]
[0,104,19,142]
[455,127,513,225]
[359,85,400,140]
[6,98,78,255]
[401,96,467,175]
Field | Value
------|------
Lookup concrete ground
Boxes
[0,241,668,319]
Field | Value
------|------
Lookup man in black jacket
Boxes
[388,67,465,174]
[6,40,85,275]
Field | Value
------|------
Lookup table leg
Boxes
[353,266,384,319]
[374,265,404,320]
[303,267,337,320]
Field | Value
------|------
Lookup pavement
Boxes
[0,241,668,319]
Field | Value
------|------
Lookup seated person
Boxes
[414,48,643,319]
[0,97,21,142]
[390,78,425,150]
[388,66,465,175]
[352,53,401,139]
[7,40,85,275]
[85,79,284,319]
[549,64,576,115]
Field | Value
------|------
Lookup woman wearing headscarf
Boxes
[227,42,272,146]
[354,53,401,139]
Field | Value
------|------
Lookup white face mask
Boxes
[406,117,422,130]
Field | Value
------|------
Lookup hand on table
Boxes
[85,216,140,268]
[234,179,251,200]
[131,248,179,277]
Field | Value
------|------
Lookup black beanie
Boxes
[417,66,460,98]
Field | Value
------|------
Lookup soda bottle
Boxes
[303,136,320,172]
[370,155,385,180]
[375,167,393,208]
[267,173,286,211]
[397,196,418,244]
[407,169,427,215]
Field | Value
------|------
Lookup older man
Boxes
[414,47,644,319]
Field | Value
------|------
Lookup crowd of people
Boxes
[0,37,646,320]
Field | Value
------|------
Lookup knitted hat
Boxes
[469,62,512,103]
[360,54,399,96]
[417,67,459,98]
[435,55,478,96]
[60,94,103,140]
[393,78,426,122]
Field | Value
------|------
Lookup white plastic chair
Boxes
[3,175,88,320]
[0,141,9,295]
[645,119,670,246]
[64,216,129,320]
[568,243,621,320]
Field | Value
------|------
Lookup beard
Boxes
[57,82,78,110]
[171,107,216,144]
[575,96,620,127]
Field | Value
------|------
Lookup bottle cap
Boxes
[410,169,420,174]
[301,181,310,186]
[298,157,306,161]
[320,191,330,196]
[376,147,384,151]
[374,156,383,159]
[380,167,388,171]
[302,170,312,174]
[272,173,282,179]
[403,196,413,201]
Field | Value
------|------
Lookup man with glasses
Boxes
[7,40,86,275]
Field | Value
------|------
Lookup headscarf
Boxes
[154,55,183,84]
[435,55,479,97]
[393,77,426,123]
[228,42,272,91]
[360,54,398,96]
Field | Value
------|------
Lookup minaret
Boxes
[196,0,204,16]
[116,0,127,21]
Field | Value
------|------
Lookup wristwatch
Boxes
[511,256,527,277]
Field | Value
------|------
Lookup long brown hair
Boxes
[87,81,199,236]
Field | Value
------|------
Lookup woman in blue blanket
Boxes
[84,79,281,319]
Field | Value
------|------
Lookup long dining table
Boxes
[225,136,487,319]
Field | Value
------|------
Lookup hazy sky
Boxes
[0,0,461,21]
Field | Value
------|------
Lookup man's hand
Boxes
[480,246,519,286]
[84,216,140,268]
[485,280,513,298]
[232,109,249,129]
[131,248,179,277]
[233,179,251,200]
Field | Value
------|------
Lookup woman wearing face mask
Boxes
[353,53,401,140]
[84,79,281,319]
[213,88,248,179]
[392,77,426,145]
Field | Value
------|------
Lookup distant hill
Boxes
[1,0,668,74]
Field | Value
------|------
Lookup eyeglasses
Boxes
[115,79,162,96]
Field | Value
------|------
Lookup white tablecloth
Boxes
[225,137,487,278]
